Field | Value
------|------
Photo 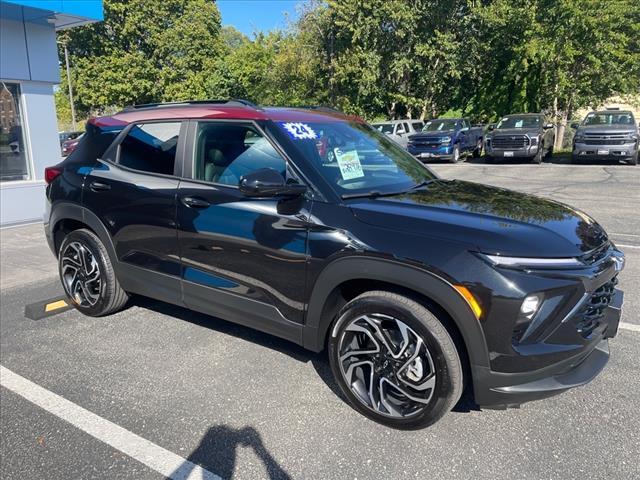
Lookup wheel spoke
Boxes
[61,241,101,307]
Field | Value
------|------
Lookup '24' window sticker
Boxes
[280,122,317,140]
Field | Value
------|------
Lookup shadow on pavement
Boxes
[133,296,479,416]
[170,425,292,480]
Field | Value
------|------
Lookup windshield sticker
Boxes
[515,120,524,128]
[335,148,364,180]
[280,122,317,140]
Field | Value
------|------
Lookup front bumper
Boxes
[485,145,538,158]
[474,287,623,408]
[573,142,637,160]
[407,144,453,160]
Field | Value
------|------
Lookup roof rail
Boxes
[121,98,259,112]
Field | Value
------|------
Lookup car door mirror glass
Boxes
[543,123,554,129]
[239,168,306,198]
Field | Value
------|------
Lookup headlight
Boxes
[480,254,583,268]
[530,136,539,146]
[441,136,452,144]
[520,294,542,320]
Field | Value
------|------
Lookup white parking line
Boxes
[617,244,640,249]
[620,322,640,333]
[0,366,222,480]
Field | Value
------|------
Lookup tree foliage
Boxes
[58,0,640,131]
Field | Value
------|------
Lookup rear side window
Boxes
[118,122,182,175]
[412,122,424,130]
[65,123,122,164]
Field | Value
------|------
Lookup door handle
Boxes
[181,196,210,209]
[89,181,111,192]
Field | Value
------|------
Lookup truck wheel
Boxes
[484,155,495,164]
[532,148,543,164]
[571,154,580,164]
[328,291,463,429]
[58,229,129,317]
[629,151,638,166]
[473,139,483,158]
[449,144,461,163]
[545,144,554,159]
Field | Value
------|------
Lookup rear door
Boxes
[175,120,310,342]
[82,120,186,303]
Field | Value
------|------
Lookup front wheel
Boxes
[58,229,129,317]
[449,144,461,163]
[328,291,463,429]
[628,151,638,166]
[532,147,543,164]
[473,139,483,158]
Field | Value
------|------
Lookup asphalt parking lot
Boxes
[1,162,639,480]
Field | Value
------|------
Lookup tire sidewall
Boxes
[328,294,461,429]
[58,230,114,316]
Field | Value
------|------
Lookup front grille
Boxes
[584,139,628,145]
[411,138,444,147]
[491,135,529,149]
[574,276,618,337]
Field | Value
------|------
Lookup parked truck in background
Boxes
[571,109,638,165]
[407,118,483,163]
[484,113,554,164]
[372,119,424,148]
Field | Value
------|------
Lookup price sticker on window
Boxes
[335,148,364,180]
[280,122,317,140]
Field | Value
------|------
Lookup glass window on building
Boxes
[0,83,29,182]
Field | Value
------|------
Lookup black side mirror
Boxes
[543,123,554,130]
[487,124,496,131]
[570,122,580,129]
[239,168,307,198]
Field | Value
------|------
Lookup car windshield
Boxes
[373,123,394,134]
[422,119,457,132]
[583,112,635,126]
[496,116,541,129]
[275,120,437,196]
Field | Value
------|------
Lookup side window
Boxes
[403,122,411,132]
[193,122,286,186]
[412,122,424,131]
[118,122,182,175]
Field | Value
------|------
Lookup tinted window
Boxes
[194,123,286,186]
[118,122,181,175]
[496,116,541,129]
[65,123,122,164]
[412,122,424,130]
[422,119,457,131]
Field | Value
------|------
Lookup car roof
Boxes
[90,101,363,128]
[590,110,633,115]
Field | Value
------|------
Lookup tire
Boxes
[629,151,638,165]
[532,148,543,164]
[449,144,461,163]
[571,154,580,164]
[58,229,129,317]
[473,139,483,158]
[545,144,554,159]
[328,291,463,429]
[484,155,495,164]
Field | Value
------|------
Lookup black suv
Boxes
[45,101,624,429]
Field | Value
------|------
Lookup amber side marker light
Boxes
[454,285,483,319]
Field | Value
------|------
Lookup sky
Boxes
[216,0,302,36]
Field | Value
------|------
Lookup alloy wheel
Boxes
[61,241,101,306]
[337,313,436,418]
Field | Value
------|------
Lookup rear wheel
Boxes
[328,291,463,429]
[473,139,483,158]
[58,229,128,317]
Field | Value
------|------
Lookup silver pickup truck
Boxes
[572,110,639,165]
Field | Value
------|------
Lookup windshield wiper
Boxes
[341,190,407,200]
[408,179,440,191]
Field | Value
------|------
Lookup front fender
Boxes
[302,256,490,369]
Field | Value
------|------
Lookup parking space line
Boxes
[616,244,640,249]
[0,366,222,480]
[620,322,640,333]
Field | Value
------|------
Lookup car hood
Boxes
[349,180,608,257]
[578,124,636,135]
[489,128,540,136]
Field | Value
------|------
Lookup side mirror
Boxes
[570,122,580,129]
[543,123,554,130]
[487,124,496,131]
[239,168,306,198]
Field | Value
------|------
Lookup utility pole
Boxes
[63,42,77,131]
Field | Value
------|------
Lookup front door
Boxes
[82,121,185,303]
[176,121,310,342]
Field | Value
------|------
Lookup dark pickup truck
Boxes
[484,113,555,163]
[571,110,638,165]
[407,118,483,163]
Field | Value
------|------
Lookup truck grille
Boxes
[583,133,630,145]
[491,135,529,149]
[574,276,618,337]
[411,138,444,146]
